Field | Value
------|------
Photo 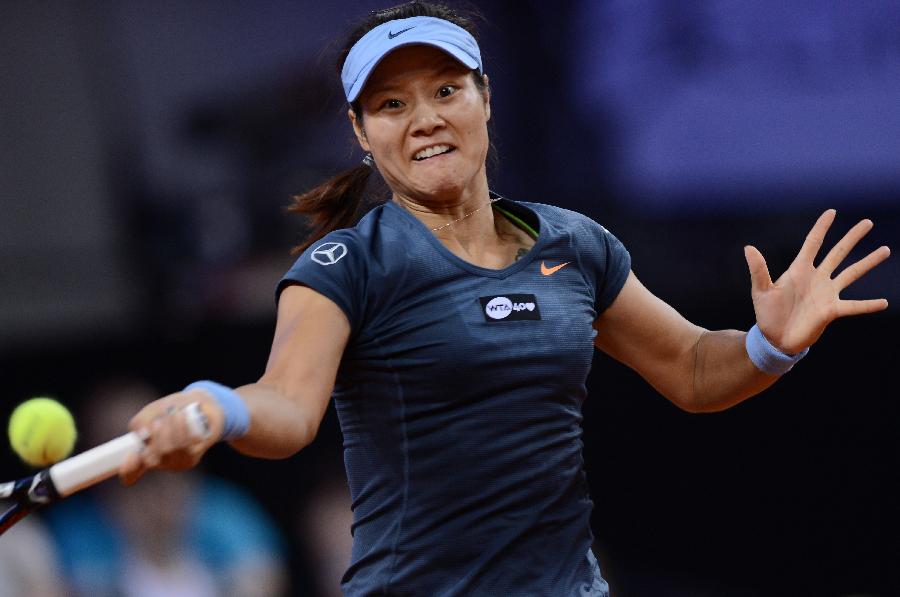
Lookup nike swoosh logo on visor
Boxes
[541,261,571,276]
[388,27,415,39]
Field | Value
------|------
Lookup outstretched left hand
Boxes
[744,209,891,355]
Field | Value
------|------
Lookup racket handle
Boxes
[47,402,210,497]
[49,432,143,496]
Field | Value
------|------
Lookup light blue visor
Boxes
[341,16,483,103]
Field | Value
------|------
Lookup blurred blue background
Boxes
[1,2,897,596]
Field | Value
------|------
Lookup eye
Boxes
[380,98,404,111]
[437,85,458,98]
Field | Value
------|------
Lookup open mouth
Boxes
[413,144,456,161]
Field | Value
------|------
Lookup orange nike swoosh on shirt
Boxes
[540,261,571,276]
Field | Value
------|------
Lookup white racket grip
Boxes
[47,402,211,497]
[48,432,143,496]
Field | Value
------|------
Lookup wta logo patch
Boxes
[480,294,541,322]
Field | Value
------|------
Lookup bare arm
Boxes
[594,209,890,414]
[593,272,776,413]
[229,284,351,458]
[120,284,349,483]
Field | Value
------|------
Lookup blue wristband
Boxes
[184,380,250,441]
[745,324,809,376]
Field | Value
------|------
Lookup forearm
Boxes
[223,288,347,459]
[227,381,323,459]
[689,329,779,413]
[120,287,345,485]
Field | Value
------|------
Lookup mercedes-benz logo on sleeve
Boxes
[311,242,348,265]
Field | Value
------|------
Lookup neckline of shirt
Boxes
[384,196,548,279]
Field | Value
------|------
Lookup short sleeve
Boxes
[578,217,632,314]
[276,231,367,333]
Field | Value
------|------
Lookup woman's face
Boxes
[350,45,491,205]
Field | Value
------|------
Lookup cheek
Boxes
[365,129,411,189]
[365,124,405,164]
[460,113,490,160]
[459,96,490,151]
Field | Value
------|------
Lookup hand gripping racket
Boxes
[0,402,210,536]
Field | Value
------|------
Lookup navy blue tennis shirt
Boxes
[278,197,631,596]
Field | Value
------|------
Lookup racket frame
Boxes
[0,401,209,536]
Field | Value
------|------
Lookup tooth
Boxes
[415,145,452,160]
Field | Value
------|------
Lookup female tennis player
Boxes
[120,3,891,595]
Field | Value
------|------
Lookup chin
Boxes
[419,183,468,203]
[416,171,479,200]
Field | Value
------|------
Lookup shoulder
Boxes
[303,230,365,266]
[516,199,631,301]
[302,202,419,261]
[518,200,602,225]
[293,203,394,269]
[278,225,370,313]
[279,203,413,324]
[516,200,613,239]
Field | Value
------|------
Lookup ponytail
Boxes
[288,162,375,254]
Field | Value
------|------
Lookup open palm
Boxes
[744,209,891,355]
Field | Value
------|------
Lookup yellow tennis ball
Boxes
[8,397,77,467]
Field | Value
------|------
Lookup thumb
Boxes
[744,245,772,294]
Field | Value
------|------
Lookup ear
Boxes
[348,108,371,152]
[481,74,491,122]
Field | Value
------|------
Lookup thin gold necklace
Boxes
[431,196,502,232]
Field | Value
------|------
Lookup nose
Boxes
[410,101,446,137]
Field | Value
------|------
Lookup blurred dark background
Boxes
[1,1,897,596]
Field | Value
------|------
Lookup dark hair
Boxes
[288,1,487,254]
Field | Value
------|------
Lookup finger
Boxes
[134,419,164,468]
[141,438,161,470]
[819,218,874,275]
[833,245,891,289]
[152,415,180,455]
[127,393,184,433]
[129,401,182,457]
[836,298,889,317]
[797,209,836,264]
[128,411,155,433]
[744,245,773,293]
[119,451,147,486]
[128,402,171,433]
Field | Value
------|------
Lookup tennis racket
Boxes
[0,402,209,536]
